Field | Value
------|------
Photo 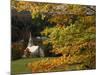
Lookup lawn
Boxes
[11,58,45,74]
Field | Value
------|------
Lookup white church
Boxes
[22,32,45,58]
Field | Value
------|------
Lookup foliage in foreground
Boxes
[27,25,96,72]
[27,11,96,72]
[28,51,95,72]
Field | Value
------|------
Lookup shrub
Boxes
[11,42,25,60]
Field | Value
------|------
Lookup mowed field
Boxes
[11,57,85,75]
[11,58,46,74]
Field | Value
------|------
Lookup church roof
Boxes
[27,46,39,53]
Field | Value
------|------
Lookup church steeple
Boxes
[27,32,33,47]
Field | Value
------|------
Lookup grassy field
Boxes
[11,58,44,74]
